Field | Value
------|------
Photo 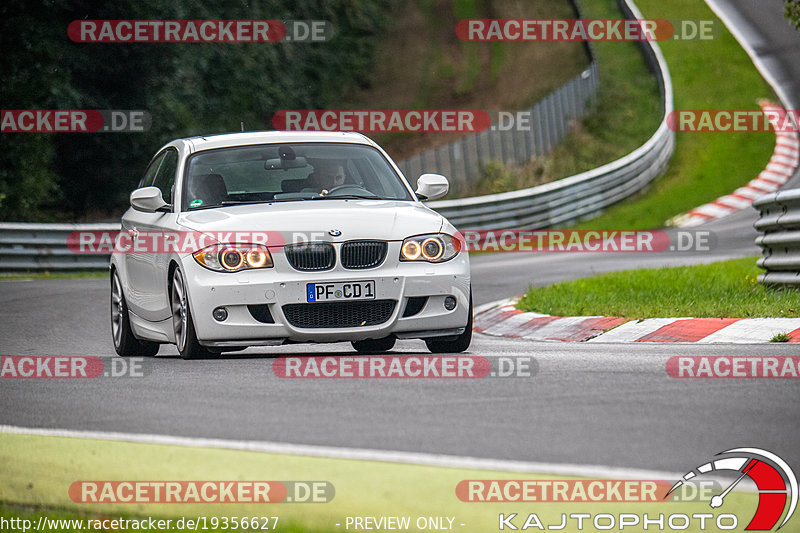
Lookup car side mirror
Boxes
[415,173,449,201]
[130,186,169,213]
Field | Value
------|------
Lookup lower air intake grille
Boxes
[247,304,275,324]
[282,300,396,328]
[341,240,387,269]
[402,296,428,317]
[285,243,335,271]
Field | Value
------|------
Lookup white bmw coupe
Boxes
[110,131,471,359]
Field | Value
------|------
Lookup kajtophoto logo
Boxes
[492,448,796,530]
[667,447,797,531]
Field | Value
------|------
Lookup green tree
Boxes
[787,0,800,28]
[1,0,389,221]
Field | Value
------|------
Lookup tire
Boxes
[352,336,396,353]
[425,293,473,354]
[110,269,160,357]
[171,267,216,360]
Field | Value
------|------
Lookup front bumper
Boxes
[181,246,470,345]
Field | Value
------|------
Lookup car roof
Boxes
[176,131,379,153]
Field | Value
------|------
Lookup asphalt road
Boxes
[1,0,799,475]
[0,207,796,474]
[710,0,800,115]
[0,301,798,472]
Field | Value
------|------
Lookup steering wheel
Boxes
[323,184,371,196]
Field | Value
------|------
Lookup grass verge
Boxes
[0,433,755,533]
[517,257,800,318]
[571,0,776,230]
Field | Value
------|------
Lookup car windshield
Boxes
[182,142,413,210]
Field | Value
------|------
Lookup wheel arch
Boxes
[167,259,180,296]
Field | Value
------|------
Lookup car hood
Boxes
[176,200,445,245]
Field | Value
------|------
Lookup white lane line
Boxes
[0,423,687,481]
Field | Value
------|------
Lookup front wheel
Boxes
[110,269,159,357]
[171,267,216,360]
[425,293,472,354]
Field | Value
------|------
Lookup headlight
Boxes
[400,233,461,263]
[193,244,273,272]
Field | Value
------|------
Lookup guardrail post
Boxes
[754,189,800,286]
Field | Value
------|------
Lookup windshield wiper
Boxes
[312,194,381,200]
[193,195,380,210]
[218,200,271,206]
[218,198,312,206]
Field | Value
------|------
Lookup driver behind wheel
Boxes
[309,160,346,195]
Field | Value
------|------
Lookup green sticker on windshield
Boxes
[190,199,203,207]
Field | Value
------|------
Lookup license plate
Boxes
[306,281,375,302]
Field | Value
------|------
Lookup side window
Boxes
[140,152,166,188]
[152,149,179,204]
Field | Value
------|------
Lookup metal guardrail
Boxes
[754,188,800,286]
[0,222,117,271]
[427,0,675,229]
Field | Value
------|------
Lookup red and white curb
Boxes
[668,101,799,227]
[474,298,800,343]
